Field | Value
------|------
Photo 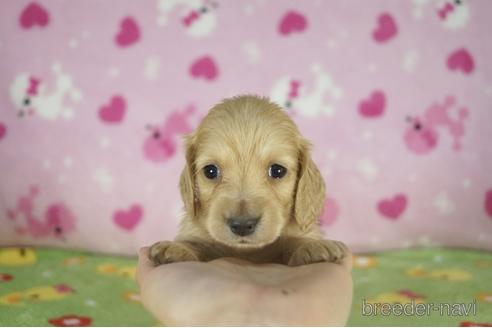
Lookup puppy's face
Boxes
[180,96,325,248]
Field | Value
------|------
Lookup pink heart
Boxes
[373,13,397,43]
[359,90,385,118]
[377,194,407,220]
[20,2,50,29]
[113,205,143,231]
[0,122,6,140]
[190,56,219,81]
[447,48,474,74]
[115,17,140,47]
[320,198,339,226]
[485,189,492,218]
[278,11,307,35]
[98,96,126,123]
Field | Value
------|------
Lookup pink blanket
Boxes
[0,0,491,254]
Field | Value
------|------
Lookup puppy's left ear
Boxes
[294,139,326,229]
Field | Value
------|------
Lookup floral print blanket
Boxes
[0,246,491,326]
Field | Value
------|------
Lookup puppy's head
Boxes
[180,96,325,248]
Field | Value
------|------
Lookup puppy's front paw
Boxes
[287,240,348,266]
[149,241,199,265]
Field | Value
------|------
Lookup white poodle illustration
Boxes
[157,0,218,38]
[270,64,343,118]
[9,63,81,120]
[412,0,470,29]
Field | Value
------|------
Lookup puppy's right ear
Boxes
[179,133,199,219]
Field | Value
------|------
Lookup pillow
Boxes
[1,0,491,255]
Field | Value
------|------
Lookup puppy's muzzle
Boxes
[227,216,260,237]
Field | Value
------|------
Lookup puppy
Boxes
[150,95,347,266]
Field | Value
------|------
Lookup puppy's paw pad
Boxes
[149,241,199,265]
[287,240,347,266]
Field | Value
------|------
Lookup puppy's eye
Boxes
[269,164,287,179]
[203,164,220,179]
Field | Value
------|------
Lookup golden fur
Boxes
[150,95,347,266]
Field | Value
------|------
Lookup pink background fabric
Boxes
[1,0,491,255]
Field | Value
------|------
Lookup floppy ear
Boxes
[179,133,199,219]
[293,140,326,229]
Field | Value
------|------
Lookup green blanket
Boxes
[0,247,491,326]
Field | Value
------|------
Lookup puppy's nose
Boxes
[227,217,259,237]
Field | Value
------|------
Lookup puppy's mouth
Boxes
[209,233,270,249]
[236,238,257,246]
[219,233,278,249]
[233,238,278,249]
[223,236,259,248]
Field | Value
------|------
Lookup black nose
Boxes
[227,217,259,236]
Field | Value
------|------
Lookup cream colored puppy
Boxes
[150,95,347,266]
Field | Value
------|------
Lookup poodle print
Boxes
[143,104,199,163]
[270,64,343,118]
[404,96,469,155]
[157,0,218,37]
[9,62,81,120]
[412,0,470,29]
[6,185,77,239]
